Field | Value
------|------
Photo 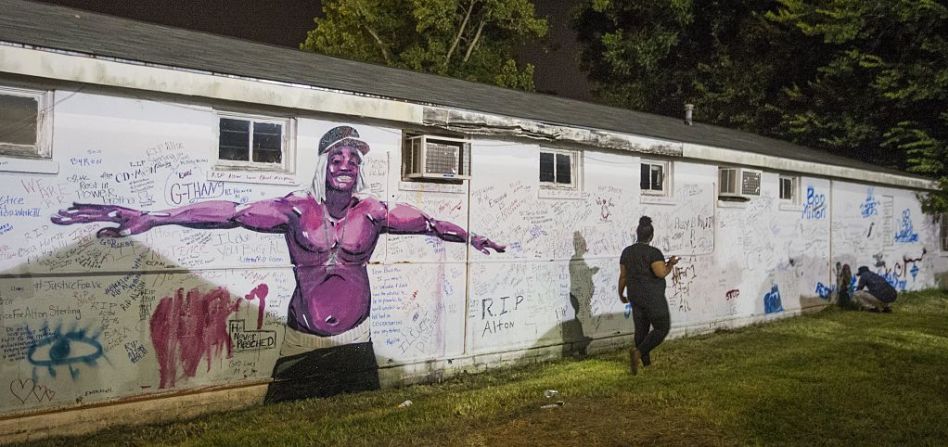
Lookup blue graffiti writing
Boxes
[507,241,523,255]
[27,323,104,380]
[0,194,25,206]
[815,282,833,300]
[892,251,925,289]
[764,285,784,314]
[525,225,548,244]
[0,206,41,217]
[872,250,926,293]
[860,188,879,218]
[894,209,918,243]
[801,186,826,220]
[424,236,447,255]
[0,222,12,235]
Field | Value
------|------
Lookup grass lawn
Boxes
[18,290,948,447]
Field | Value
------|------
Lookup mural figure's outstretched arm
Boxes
[383,203,505,255]
[51,197,294,237]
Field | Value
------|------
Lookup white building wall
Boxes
[0,86,944,427]
[831,181,938,291]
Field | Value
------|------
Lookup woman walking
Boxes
[618,216,678,374]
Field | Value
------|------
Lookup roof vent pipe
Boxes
[684,104,694,126]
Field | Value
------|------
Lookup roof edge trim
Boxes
[0,43,937,191]
[423,108,683,156]
[683,143,938,191]
[0,43,424,125]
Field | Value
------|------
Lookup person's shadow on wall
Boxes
[0,227,381,413]
[562,231,599,359]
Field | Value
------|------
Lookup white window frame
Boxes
[778,175,799,203]
[0,86,53,160]
[719,167,738,196]
[640,159,671,196]
[214,111,295,173]
[538,148,581,191]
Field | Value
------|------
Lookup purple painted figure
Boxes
[52,126,505,337]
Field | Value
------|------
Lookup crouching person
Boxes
[853,266,897,313]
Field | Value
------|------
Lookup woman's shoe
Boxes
[630,348,641,375]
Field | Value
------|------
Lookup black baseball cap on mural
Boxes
[318,126,371,156]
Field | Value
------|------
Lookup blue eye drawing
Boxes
[27,324,104,380]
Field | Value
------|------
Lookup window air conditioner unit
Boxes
[719,167,762,199]
[403,135,471,180]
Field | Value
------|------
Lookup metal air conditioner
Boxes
[402,135,471,180]
[719,167,762,199]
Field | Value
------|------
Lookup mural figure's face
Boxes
[326,145,361,192]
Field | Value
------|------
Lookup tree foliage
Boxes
[302,0,547,91]
[574,0,948,212]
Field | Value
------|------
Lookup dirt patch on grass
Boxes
[428,397,731,447]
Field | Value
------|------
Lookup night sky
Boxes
[35,0,593,101]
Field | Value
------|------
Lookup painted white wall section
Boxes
[0,87,944,426]
[831,181,938,292]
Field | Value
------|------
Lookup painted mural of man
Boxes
[51,125,505,400]
[853,266,897,313]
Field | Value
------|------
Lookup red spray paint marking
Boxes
[243,283,269,329]
[149,284,268,388]
[150,287,236,389]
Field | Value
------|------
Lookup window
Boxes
[217,113,290,168]
[719,168,737,195]
[0,86,52,159]
[779,176,797,202]
[941,213,948,252]
[539,149,579,189]
[641,160,669,194]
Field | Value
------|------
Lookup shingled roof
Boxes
[0,0,924,180]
